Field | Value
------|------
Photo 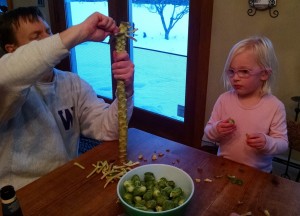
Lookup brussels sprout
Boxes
[161,186,172,197]
[156,205,163,212]
[177,197,186,205]
[124,180,135,193]
[170,187,183,198]
[158,177,168,188]
[167,180,176,188]
[143,190,153,201]
[152,187,161,198]
[131,174,142,186]
[131,174,141,182]
[144,172,155,182]
[144,180,155,190]
[156,195,168,206]
[172,196,186,206]
[134,196,142,203]
[123,192,133,204]
[145,200,157,210]
[162,200,176,211]
[133,185,147,196]
[135,202,147,211]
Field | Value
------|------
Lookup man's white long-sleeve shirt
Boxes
[0,34,133,189]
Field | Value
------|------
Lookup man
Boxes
[0,7,134,189]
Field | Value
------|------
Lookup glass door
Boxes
[131,2,189,121]
[64,0,112,99]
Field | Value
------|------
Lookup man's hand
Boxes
[112,51,134,98]
[60,12,118,50]
[79,12,118,42]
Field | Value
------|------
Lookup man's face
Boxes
[6,16,52,52]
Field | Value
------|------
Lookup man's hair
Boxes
[0,6,44,51]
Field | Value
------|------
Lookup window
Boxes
[65,1,112,99]
[48,0,213,147]
[64,0,188,121]
[0,0,8,12]
[131,3,189,121]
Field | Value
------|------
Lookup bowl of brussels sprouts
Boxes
[117,164,194,216]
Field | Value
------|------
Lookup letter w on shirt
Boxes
[58,107,74,130]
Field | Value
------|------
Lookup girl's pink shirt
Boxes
[204,90,288,172]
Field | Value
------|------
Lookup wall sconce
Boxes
[248,0,279,18]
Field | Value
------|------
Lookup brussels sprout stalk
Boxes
[114,22,137,163]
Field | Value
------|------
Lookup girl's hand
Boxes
[216,118,236,136]
[246,133,266,149]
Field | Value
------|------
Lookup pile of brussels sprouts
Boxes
[122,172,186,212]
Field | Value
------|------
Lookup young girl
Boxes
[204,36,288,172]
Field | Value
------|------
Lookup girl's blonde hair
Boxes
[222,36,278,95]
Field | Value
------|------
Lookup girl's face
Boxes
[228,49,269,98]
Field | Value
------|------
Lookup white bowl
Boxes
[117,164,194,216]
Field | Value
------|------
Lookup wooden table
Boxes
[2,128,300,216]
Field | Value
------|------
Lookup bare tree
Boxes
[134,0,189,40]
[72,0,189,40]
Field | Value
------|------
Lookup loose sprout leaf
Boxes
[84,160,139,188]
[227,175,244,185]
[152,154,157,161]
[264,209,270,216]
[204,178,213,183]
[240,212,252,216]
[229,118,235,124]
[73,162,85,169]
[237,200,244,205]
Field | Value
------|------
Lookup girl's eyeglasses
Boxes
[226,68,264,78]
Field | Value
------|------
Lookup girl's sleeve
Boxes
[262,103,289,154]
[204,96,223,142]
[0,34,69,122]
[77,78,133,141]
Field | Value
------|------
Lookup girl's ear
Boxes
[4,43,17,53]
[260,69,271,81]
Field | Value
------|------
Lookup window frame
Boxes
[47,0,213,148]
